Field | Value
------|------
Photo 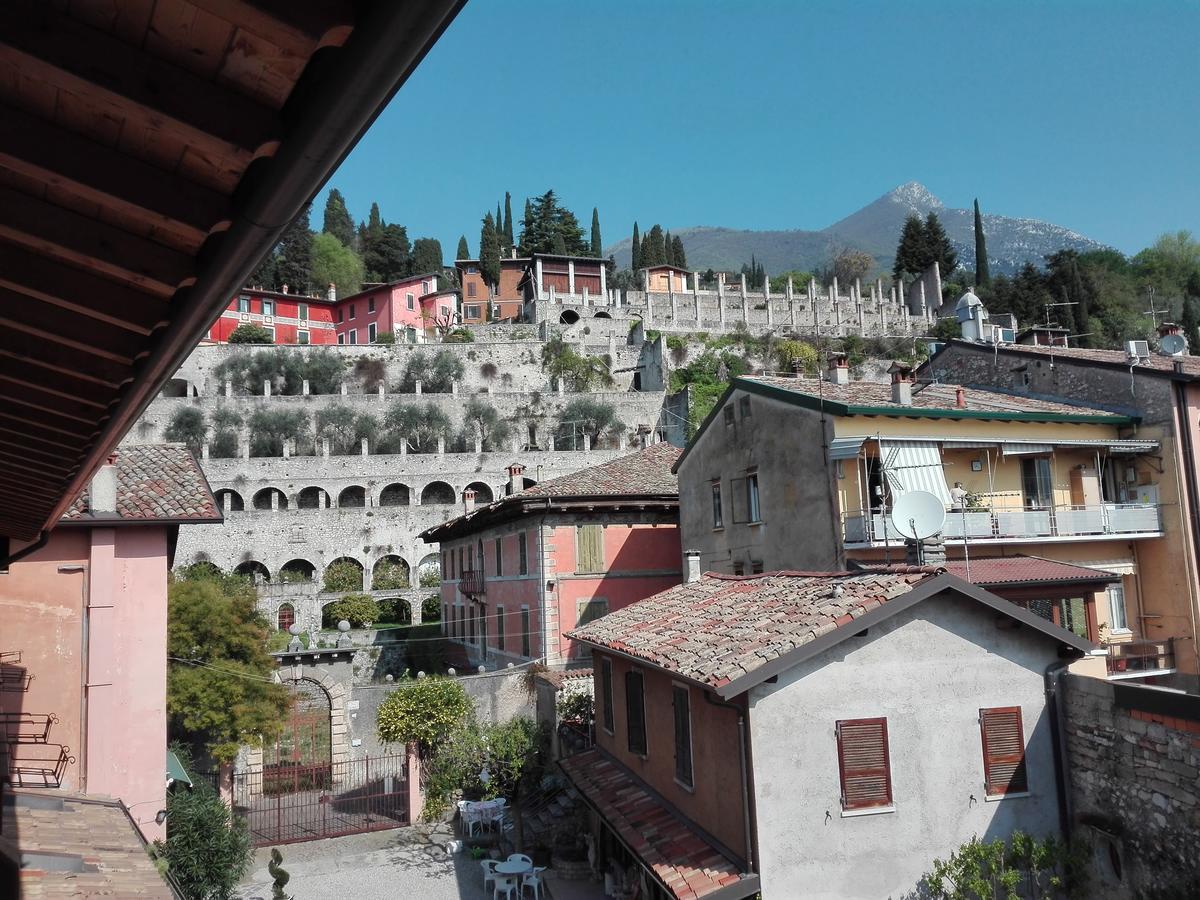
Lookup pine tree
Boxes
[590,208,602,258]
[924,212,958,278]
[456,235,470,260]
[503,192,514,248]
[276,205,314,294]
[631,222,641,273]
[322,189,357,249]
[519,199,534,256]
[551,232,568,255]
[671,235,687,269]
[410,238,444,276]
[973,198,990,287]
[893,214,926,280]
[480,212,500,290]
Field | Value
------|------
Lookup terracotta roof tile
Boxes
[938,338,1200,377]
[64,444,220,524]
[560,750,756,900]
[518,442,681,497]
[743,376,1122,418]
[567,570,935,688]
[942,555,1120,586]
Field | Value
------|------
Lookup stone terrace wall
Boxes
[1063,673,1200,896]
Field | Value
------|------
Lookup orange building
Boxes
[456,255,529,323]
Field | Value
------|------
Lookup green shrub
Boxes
[383,401,452,453]
[301,349,347,394]
[922,831,1088,899]
[315,405,379,454]
[541,335,613,392]
[775,339,818,375]
[374,331,397,345]
[556,691,594,723]
[421,594,441,620]
[354,357,387,391]
[419,567,441,588]
[227,323,274,344]
[665,335,687,352]
[322,594,379,628]
[397,349,465,392]
[443,327,474,343]
[376,676,473,757]
[322,560,364,592]
[248,408,309,456]
[165,407,206,454]
[371,558,410,590]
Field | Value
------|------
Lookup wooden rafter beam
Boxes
[0,337,132,391]
[0,373,109,412]
[0,188,194,298]
[187,0,356,56]
[0,243,169,335]
[0,104,231,246]
[0,297,148,366]
[0,3,281,158]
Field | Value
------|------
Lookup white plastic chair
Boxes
[481,859,499,892]
[521,866,546,900]
[493,875,518,900]
[507,853,533,868]
[458,800,481,837]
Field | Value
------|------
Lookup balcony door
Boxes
[1021,457,1053,509]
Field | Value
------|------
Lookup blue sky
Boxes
[319,0,1199,259]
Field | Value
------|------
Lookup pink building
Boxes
[0,445,220,841]
[334,273,441,344]
[419,443,684,666]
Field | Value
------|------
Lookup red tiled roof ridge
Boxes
[706,565,943,580]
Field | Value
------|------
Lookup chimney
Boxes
[955,387,966,408]
[462,488,477,513]
[828,352,850,385]
[506,462,526,496]
[327,282,337,302]
[281,283,289,295]
[89,453,118,515]
[888,361,914,406]
[684,550,702,584]
[1159,322,1182,338]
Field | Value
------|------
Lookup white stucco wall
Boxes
[748,593,1064,899]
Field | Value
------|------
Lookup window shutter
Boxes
[576,525,605,574]
[626,671,647,755]
[980,707,1028,796]
[673,686,693,787]
[601,659,614,732]
[836,718,892,810]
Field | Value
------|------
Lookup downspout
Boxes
[1171,381,1200,673]
[59,563,89,791]
[705,691,756,874]
[1044,657,1074,839]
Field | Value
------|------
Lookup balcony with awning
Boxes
[835,435,1163,547]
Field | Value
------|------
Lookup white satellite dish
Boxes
[1160,333,1188,357]
[890,491,946,540]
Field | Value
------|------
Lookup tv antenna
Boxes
[1042,300,1076,328]
[1143,287,1169,328]
[890,491,946,566]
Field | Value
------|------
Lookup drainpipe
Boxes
[1171,381,1200,673]
[1044,657,1075,839]
[705,691,756,873]
[59,563,89,791]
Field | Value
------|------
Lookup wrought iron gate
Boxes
[232,753,409,846]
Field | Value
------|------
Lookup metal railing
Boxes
[460,569,486,595]
[843,503,1162,545]
[1108,638,1176,676]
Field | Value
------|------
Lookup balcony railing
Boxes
[460,569,486,595]
[1108,638,1176,678]
[843,503,1162,546]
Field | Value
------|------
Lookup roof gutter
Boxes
[37,0,466,535]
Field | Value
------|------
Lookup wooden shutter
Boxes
[980,707,1028,796]
[576,525,605,574]
[673,685,693,787]
[626,671,647,755]
[836,718,892,810]
[600,658,614,732]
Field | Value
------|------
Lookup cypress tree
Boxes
[671,235,687,269]
[276,204,314,294]
[322,189,356,249]
[645,225,666,268]
[973,198,990,287]
[664,230,673,266]
[503,192,514,247]
[551,233,568,255]
[456,235,470,260]
[519,199,533,255]
[590,208,602,258]
[631,222,641,273]
[480,213,500,290]
[1182,296,1200,352]
[496,202,505,250]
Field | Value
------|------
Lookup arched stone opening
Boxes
[234,560,271,583]
[416,553,441,590]
[253,487,288,511]
[464,481,494,504]
[214,489,244,511]
[297,486,330,509]
[277,603,296,632]
[559,309,580,325]
[593,311,612,319]
[420,481,455,505]
[379,483,411,506]
[162,378,189,398]
[338,485,366,508]
[371,555,411,590]
[279,559,316,583]
[323,557,364,592]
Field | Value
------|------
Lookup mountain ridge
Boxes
[606,182,1106,277]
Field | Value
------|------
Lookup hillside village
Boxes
[0,5,1198,900]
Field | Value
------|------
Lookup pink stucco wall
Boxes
[0,526,169,841]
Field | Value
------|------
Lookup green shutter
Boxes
[576,524,605,574]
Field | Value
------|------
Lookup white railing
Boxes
[843,503,1162,545]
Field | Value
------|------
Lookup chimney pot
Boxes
[281,283,289,294]
[462,488,477,513]
[828,353,850,385]
[684,550,702,584]
[955,387,966,408]
[506,463,526,495]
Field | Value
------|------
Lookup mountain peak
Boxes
[885,181,944,213]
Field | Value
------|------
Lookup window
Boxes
[466,304,480,319]
[298,303,308,321]
[747,472,761,523]
[521,607,531,657]
[337,333,345,344]
[337,308,344,323]
[263,326,275,343]
[497,605,505,651]
[576,597,608,627]
[440,551,446,578]
[477,539,484,574]
[1107,583,1129,632]
[238,295,251,312]
[297,330,310,345]
[739,396,752,418]
[348,329,357,345]
[406,292,415,310]
[673,685,693,788]
[724,405,735,427]
[575,524,605,574]
[836,717,892,811]
[518,532,528,575]
[457,547,463,579]
[711,481,723,528]
[600,658,614,733]
[368,297,376,313]
[980,707,1028,797]
[262,299,274,316]
[732,560,745,576]
[466,266,478,274]
[495,538,503,576]
[751,560,764,574]
[1021,457,1053,509]
[625,671,647,756]
[349,304,356,319]
[368,322,377,343]
[467,282,477,298]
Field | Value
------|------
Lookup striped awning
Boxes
[1001,443,1055,456]
[829,437,866,460]
[879,440,951,504]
